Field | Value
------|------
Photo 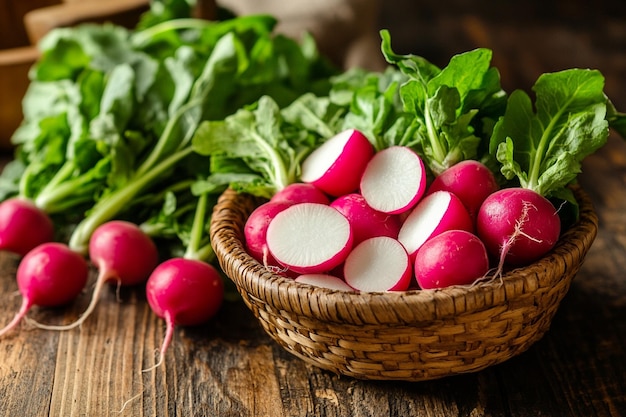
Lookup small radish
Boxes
[244,201,293,268]
[295,274,356,291]
[0,242,89,337]
[266,203,353,274]
[330,193,401,244]
[414,230,490,289]
[270,183,330,205]
[398,190,473,260]
[0,198,55,257]
[31,221,159,330]
[344,236,412,292]
[145,258,224,370]
[476,187,561,269]
[360,146,427,214]
[300,129,374,196]
[427,160,499,220]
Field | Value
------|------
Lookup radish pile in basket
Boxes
[244,128,561,291]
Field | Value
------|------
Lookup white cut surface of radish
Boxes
[343,236,411,292]
[266,203,353,274]
[295,274,356,291]
[397,191,453,256]
[360,146,426,214]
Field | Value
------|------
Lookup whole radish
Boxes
[270,183,330,205]
[145,258,224,370]
[32,220,159,330]
[476,188,561,269]
[0,242,89,337]
[0,198,55,257]
[244,200,292,268]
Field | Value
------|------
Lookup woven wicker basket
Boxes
[210,185,598,382]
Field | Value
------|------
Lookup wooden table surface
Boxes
[2,2,626,416]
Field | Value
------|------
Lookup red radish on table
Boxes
[0,242,89,337]
[330,193,401,244]
[398,190,473,260]
[295,274,356,291]
[300,129,374,196]
[414,230,490,289]
[0,198,55,257]
[360,146,427,214]
[270,183,330,205]
[266,203,353,274]
[344,236,412,292]
[427,160,499,219]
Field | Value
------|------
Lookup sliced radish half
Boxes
[360,146,427,214]
[398,190,473,259]
[300,129,374,196]
[266,203,353,274]
[295,274,356,291]
[343,236,412,292]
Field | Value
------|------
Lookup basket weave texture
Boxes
[210,186,598,382]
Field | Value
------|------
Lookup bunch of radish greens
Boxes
[0,5,339,366]
[196,29,626,292]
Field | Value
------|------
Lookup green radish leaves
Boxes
[490,69,610,200]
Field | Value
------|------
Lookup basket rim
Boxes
[210,185,598,326]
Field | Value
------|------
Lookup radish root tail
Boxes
[142,314,175,373]
[0,297,31,337]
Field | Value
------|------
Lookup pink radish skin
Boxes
[31,221,160,330]
[414,230,490,289]
[344,236,412,292]
[266,203,353,274]
[477,187,561,268]
[427,160,499,220]
[270,183,330,205]
[330,193,401,244]
[398,190,473,260]
[295,274,356,291]
[0,198,54,257]
[0,242,89,337]
[300,129,374,196]
[244,201,292,268]
[145,258,224,370]
[360,146,427,214]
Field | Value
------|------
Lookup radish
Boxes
[295,274,356,291]
[145,258,224,370]
[330,193,401,244]
[32,221,160,330]
[343,236,412,292]
[266,203,353,274]
[0,198,55,257]
[476,187,561,269]
[427,160,499,219]
[0,242,89,337]
[360,146,427,214]
[300,129,374,196]
[398,190,473,259]
[414,230,490,289]
[270,182,330,205]
[244,201,293,268]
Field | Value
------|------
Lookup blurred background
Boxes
[2,0,625,148]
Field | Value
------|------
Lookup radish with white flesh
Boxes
[32,221,159,330]
[266,203,353,274]
[270,182,330,205]
[477,187,561,269]
[427,160,499,219]
[145,258,224,369]
[300,129,374,197]
[0,198,55,257]
[295,274,356,291]
[344,236,412,292]
[244,200,292,268]
[0,242,89,337]
[360,146,427,214]
[398,190,473,259]
[414,230,490,289]
[330,193,401,244]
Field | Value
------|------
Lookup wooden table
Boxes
[1,3,626,416]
